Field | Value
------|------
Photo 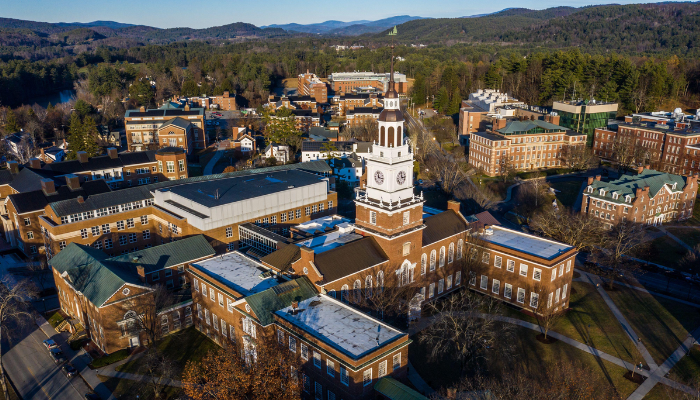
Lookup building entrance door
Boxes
[129,336,140,348]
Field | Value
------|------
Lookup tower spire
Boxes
[388,26,397,93]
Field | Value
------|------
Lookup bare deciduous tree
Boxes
[560,144,598,171]
[425,154,468,195]
[530,207,606,252]
[142,349,179,399]
[27,259,52,293]
[0,278,37,400]
[419,290,514,369]
[458,181,499,211]
[590,221,648,290]
[532,282,564,341]
[120,284,174,347]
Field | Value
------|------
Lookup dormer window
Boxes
[587,186,593,193]
[612,193,619,200]
[673,182,677,189]
[625,195,631,203]
[599,189,606,196]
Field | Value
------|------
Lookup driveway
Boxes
[203,150,225,175]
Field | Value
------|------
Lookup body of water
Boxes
[25,90,75,108]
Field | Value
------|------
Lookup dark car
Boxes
[49,348,66,364]
[61,363,77,378]
[85,393,101,400]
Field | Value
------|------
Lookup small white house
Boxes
[330,154,363,186]
[263,143,291,164]
[235,134,256,153]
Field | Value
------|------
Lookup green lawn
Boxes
[99,376,181,400]
[606,286,700,365]
[667,227,700,250]
[550,179,584,209]
[501,281,643,364]
[668,345,700,385]
[409,326,639,398]
[90,349,129,368]
[46,311,65,328]
[645,236,689,269]
[117,327,217,374]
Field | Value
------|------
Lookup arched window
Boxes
[124,311,136,320]
[421,253,427,275]
[457,239,463,260]
[353,280,362,303]
[439,246,446,267]
[397,126,402,139]
[380,126,385,146]
[448,243,455,264]
[161,315,168,324]
[388,127,395,147]
[377,271,384,293]
[430,250,436,271]
[341,284,349,302]
[365,276,373,297]
[328,289,336,299]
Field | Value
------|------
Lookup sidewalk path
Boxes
[579,271,659,370]
[659,226,694,253]
[203,150,225,175]
[95,369,183,388]
[36,316,116,400]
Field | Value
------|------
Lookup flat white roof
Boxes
[193,252,279,296]
[479,226,573,261]
[276,295,404,359]
[294,215,352,234]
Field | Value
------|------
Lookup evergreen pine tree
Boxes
[435,86,449,114]
[447,88,462,115]
[4,109,20,135]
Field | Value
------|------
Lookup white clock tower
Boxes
[355,41,424,239]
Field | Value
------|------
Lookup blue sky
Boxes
[2,0,686,28]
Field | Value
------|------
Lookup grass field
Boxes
[501,281,643,364]
[550,179,585,209]
[666,227,700,250]
[645,235,689,269]
[117,327,217,375]
[606,286,700,365]
[669,345,700,385]
[409,326,639,398]
[100,376,181,400]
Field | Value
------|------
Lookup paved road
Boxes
[3,317,91,400]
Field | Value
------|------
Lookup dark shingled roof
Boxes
[8,167,60,193]
[245,277,317,326]
[422,210,468,246]
[42,151,157,175]
[8,179,112,214]
[314,237,389,283]
[160,117,191,130]
[260,243,301,272]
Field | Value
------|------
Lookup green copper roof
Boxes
[374,377,429,400]
[587,169,687,204]
[245,277,317,326]
[497,119,565,135]
[49,235,215,307]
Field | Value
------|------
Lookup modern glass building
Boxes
[553,100,618,146]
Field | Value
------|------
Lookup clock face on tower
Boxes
[374,170,384,185]
[396,171,406,185]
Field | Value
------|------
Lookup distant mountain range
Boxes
[263,15,427,35]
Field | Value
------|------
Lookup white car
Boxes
[43,339,59,350]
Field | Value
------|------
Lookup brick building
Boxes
[468,119,587,177]
[49,235,215,353]
[580,167,698,226]
[328,72,408,96]
[36,163,336,259]
[297,72,329,104]
[124,104,207,154]
[592,122,700,176]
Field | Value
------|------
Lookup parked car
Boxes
[49,348,66,364]
[62,363,77,378]
[84,393,101,400]
[42,339,59,350]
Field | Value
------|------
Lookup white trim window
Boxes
[194,278,199,292]
[559,265,564,277]
[315,382,322,400]
[494,256,502,268]
[504,283,512,299]
[370,211,377,225]
[393,353,401,371]
[340,366,349,386]
[303,374,310,393]
[448,243,454,264]
[519,264,528,277]
[313,351,322,369]
[301,344,309,360]
[548,292,553,308]
[480,275,488,290]
[421,254,427,275]
[378,360,387,378]
[326,359,335,377]
[438,279,444,294]
[363,369,372,386]
[530,292,539,308]
[439,246,445,267]
[455,271,461,286]
[552,269,557,281]
[277,329,284,345]
[429,282,435,298]
[429,250,436,271]
[562,283,568,299]
[446,274,453,290]
[469,271,476,286]
[533,268,542,281]
[555,288,561,304]
[482,252,490,264]
[507,260,515,272]
[517,288,526,303]
[566,260,572,273]
[492,279,500,294]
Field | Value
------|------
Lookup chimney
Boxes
[76,151,88,163]
[65,174,80,190]
[107,147,118,159]
[300,246,315,273]
[447,200,461,214]
[492,117,507,131]
[136,265,146,282]
[635,187,642,198]
[637,165,645,174]
[595,175,601,181]
[184,104,190,111]
[7,161,18,174]
[139,106,145,112]
[62,138,66,148]
[644,164,650,171]
[41,178,56,195]
[223,91,230,98]
[587,176,594,185]
[643,185,650,194]
[40,147,46,160]
[29,158,41,169]
[77,196,84,203]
